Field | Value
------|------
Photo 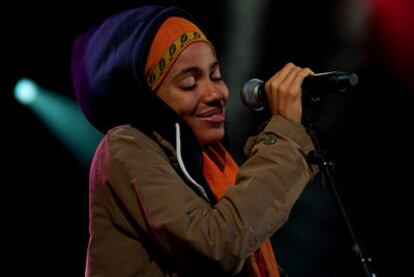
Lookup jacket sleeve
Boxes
[103,115,316,274]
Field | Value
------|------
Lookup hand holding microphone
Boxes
[242,63,313,122]
[241,63,359,118]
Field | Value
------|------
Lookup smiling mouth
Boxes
[196,108,225,124]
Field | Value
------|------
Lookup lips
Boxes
[196,108,225,124]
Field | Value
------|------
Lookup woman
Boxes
[72,5,316,277]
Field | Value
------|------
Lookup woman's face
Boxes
[156,42,229,145]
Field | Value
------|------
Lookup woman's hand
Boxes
[264,63,314,123]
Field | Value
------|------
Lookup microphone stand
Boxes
[302,94,377,277]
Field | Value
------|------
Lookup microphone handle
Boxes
[302,71,358,98]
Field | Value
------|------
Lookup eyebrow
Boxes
[173,60,220,81]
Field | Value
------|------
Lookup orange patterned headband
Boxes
[145,16,214,91]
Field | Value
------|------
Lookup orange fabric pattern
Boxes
[145,17,214,90]
[202,143,280,277]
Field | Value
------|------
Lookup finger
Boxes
[278,66,302,98]
[276,66,302,116]
[264,62,296,93]
[289,67,314,94]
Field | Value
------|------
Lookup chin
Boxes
[197,129,225,145]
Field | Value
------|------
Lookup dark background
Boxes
[2,0,413,276]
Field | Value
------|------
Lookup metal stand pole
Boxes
[303,97,377,277]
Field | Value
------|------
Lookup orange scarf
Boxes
[202,143,280,277]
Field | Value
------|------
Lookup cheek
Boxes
[160,91,198,117]
[220,84,230,103]
[175,96,199,117]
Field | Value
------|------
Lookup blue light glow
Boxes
[14,78,38,105]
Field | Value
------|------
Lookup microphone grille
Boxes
[349,73,359,86]
[241,78,265,111]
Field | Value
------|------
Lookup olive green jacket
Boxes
[85,115,316,276]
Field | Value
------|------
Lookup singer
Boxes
[72,5,318,277]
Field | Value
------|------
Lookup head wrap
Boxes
[145,16,214,91]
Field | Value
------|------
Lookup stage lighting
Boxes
[14,78,38,105]
[13,78,103,166]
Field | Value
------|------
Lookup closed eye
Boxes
[210,62,223,81]
[181,83,197,91]
[179,76,197,91]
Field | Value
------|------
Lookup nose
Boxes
[202,80,228,105]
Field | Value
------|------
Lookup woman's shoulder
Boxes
[107,124,144,138]
[104,124,164,155]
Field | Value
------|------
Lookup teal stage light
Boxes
[14,78,103,167]
[14,78,38,105]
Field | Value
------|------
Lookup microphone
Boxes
[240,71,359,111]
